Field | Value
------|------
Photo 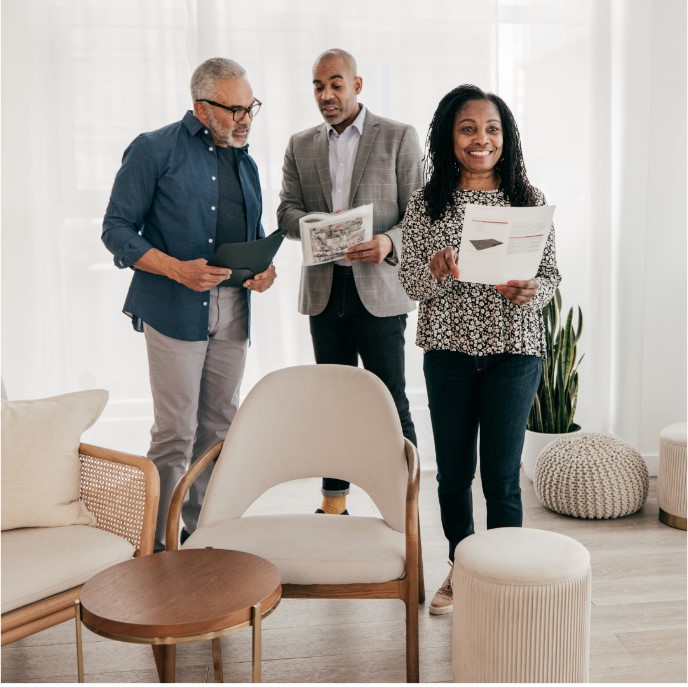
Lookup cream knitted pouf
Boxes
[452,527,591,683]
[658,422,687,530]
[533,432,649,518]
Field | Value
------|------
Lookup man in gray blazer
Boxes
[277,48,423,515]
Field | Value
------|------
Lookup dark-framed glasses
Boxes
[196,98,262,121]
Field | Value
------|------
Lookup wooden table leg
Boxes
[74,601,84,683]
[152,646,164,681]
[161,645,176,683]
[251,603,262,682]
[212,637,223,682]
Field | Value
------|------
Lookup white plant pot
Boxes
[521,424,581,481]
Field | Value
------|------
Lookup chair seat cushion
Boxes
[1,525,135,613]
[183,514,406,585]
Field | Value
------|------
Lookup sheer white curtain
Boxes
[2,0,685,469]
[608,0,686,470]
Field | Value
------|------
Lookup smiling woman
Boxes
[453,100,503,186]
[398,83,561,615]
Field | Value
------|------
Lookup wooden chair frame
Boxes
[166,439,425,682]
[1,443,159,647]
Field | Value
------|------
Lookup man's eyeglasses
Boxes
[196,98,262,121]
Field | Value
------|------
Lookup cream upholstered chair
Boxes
[2,444,159,646]
[1,389,159,679]
[166,364,424,682]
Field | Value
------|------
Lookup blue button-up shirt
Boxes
[102,111,264,341]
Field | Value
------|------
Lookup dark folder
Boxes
[208,228,287,287]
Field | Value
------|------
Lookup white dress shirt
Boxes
[327,105,366,266]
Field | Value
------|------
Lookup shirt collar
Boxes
[326,104,366,138]
[183,110,250,153]
[183,110,204,135]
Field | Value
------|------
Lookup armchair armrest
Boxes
[78,443,160,556]
[404,438,424,604]
[165,441,224,551]
[404,439,420,542]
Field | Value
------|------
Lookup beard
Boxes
[320,102,346,127]
[206,109,250,148]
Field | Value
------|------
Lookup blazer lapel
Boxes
[349,111,379,205]
[314,125,333,212]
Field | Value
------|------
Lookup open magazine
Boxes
[299,204,373,266]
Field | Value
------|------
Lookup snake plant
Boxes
[527,288,584,433]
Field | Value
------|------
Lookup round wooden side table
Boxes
[77,548,281,683]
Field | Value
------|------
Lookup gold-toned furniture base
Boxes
[659,508,687,531]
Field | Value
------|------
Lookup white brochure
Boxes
[457,204,555,285]
[299,204,373,266]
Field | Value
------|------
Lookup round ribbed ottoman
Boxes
[534,432,649,518]
[453,528,591,683]
[658,423,687,530]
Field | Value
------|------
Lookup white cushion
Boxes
[661,422,687,446]
[183,514,406,585]
[1,525,135,613]
[456,527,591,584]
[1,389,108,530]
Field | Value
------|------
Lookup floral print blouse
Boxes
[398,187,561,356]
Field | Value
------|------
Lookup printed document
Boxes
[457,204,555,285]
[299,204,373,266]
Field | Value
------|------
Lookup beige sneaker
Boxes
[429,567,454,615]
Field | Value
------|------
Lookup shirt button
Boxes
[204,129,209,134]
[203,301,208,306]
[209,146,214,151]
[208,238,214,243]
[211,206,216,211]
[212,176,216,181]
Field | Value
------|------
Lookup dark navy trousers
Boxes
[310,265,416,496]
[423,349,542,561]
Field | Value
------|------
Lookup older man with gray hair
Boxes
[103,57,275,550]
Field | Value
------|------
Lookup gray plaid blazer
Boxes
[277,109,423,317]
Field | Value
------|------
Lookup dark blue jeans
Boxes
[310,265,416,496]
[423,349,542,562]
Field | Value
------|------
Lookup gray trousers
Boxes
[144,287,248,549]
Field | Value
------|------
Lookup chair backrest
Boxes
[199,365,409,532]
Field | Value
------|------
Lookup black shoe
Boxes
[314,508,349,515]
[180,527,191,545]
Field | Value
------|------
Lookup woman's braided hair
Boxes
[423,84,539,221]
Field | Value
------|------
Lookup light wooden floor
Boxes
[2,467,686,683]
